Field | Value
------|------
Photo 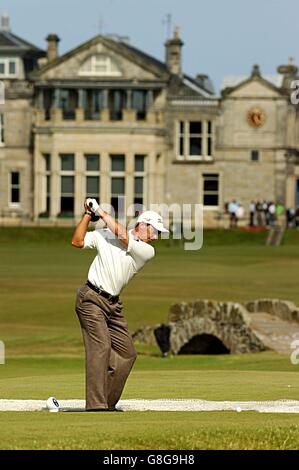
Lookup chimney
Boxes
[277,57,298,91]
[251,64,262,78]
[46,34,60,62]
[277,57,298,76]
[165,26,184,76]
[1,13,10,32]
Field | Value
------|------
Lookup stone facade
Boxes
[1,15,299,227]
[0,17,44,222]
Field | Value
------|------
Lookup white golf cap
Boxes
[136,210,169,233]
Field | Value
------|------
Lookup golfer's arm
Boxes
[97,208,129,247]
[71,214,91,248]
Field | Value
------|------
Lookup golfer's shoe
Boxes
[86,407,123,412]
[86,408,109,412]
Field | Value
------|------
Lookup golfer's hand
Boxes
[85,198,100,214]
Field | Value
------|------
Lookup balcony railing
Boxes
[84,110,101,120]
[109,110,123,121]
[35,108,163,125]
[62,110,76,120]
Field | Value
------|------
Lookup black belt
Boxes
[86,280,119,303]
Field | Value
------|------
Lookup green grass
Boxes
[2,412,299,450]
[0,412,295,450]
[1,353,299,449]
[1,227,299,449]
[1,228,299,355]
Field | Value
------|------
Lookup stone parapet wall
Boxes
[245,299,299,323]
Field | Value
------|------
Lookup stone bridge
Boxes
[133,299,299,355]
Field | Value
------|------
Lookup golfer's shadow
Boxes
[60,407,87,412]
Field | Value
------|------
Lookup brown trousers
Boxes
[75,284,137,410]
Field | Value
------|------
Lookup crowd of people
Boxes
[286,207,299,228]
[224,200,289,228]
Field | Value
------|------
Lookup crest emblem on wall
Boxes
[246,108,266,128]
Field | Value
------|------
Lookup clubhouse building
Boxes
[1,14,299,227]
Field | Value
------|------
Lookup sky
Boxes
[1,0,298,92]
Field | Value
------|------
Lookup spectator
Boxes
[228,200,238,228]
[276,202,284,217]
[268,201,276,227]
[249,201,256,227]
[286,207,295,227]
[262,200,268,226]
[256,201,263,226]
[235,204,244,226]
[263,201,271,227]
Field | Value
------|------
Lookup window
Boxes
[43,153,51,172]
[132,91,147,120]
[189,121,202,156]
[202,174,219,207]
[9,61,16,75]
[207,121,213,156]
[79,54,122,77]
[60,154,74,171]
[178,121,185,157]
[251,150,260,162]
[111,154,125,172]
[134,155,146,215]
[0,114,4,145]
[59,154,75,215]
[85,154,100,171]
[61,176,74,213]
[10,172,20,204]
[135,155,145,172]
[110,155,125,216]
[177,120,214,159]
[109,90,125,120]
[86,176,99,197]
[85,154,100,199]
[85,90,105,120]
[43,89,53,121]
[59,90,77,120]
[0,58,18,77]
[46,175,51,214]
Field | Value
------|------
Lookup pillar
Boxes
[75,152,84,219]
[50,150,60,218]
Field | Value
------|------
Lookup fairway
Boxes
[1,354,299,449]
[1,228,299,449]
[1,228,299,355]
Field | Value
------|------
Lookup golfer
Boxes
[71,199,169,411]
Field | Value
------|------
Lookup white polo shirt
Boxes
[83,228,155,296]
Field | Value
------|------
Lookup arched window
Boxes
[79,54,122,77]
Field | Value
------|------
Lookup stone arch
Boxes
[168,300,266,354]
[178,333,230,354]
